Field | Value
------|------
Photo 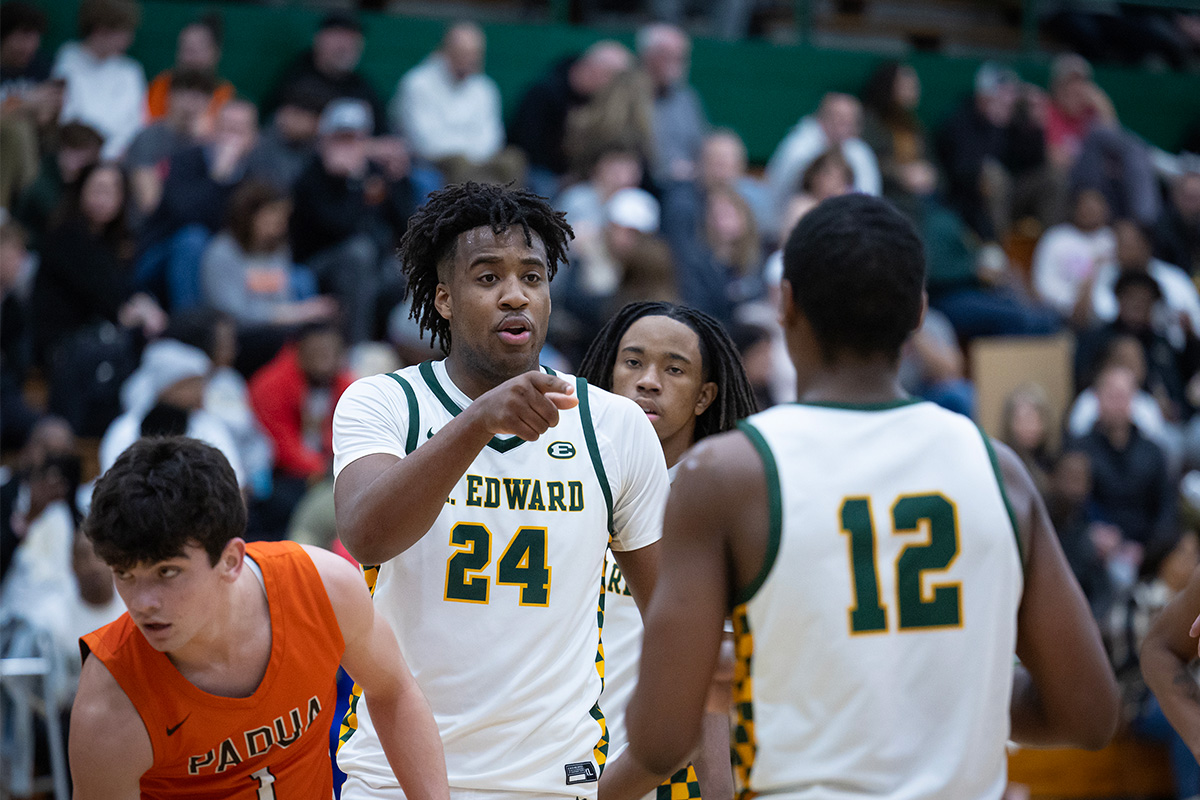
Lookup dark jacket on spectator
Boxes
[264,50,385,136]
[289,155,413,264]
[138,146,242,253]
[1073,426,1174,547]
[936,95,1045,241]
[31,218,133,362]
[1154,203,1200,278]
[508,57,587,176]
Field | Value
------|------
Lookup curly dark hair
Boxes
[578,301,758,444]
[398,182,573,354]
[783,194,924,363]
[84,437,246,571]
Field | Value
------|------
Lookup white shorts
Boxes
[339,776,588,800]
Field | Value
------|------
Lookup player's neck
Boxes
[166,568,273,698]
[444,353,540,400]
[797,359,908,406]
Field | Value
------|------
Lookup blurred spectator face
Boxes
[1108,336,1148,386]
[706,192,749,248]
[251,199,291,251]
[1174,173,1200,222]
[0,230,27,293]
[605,224,641,260]
[1051,451,1092,505]
[641,26,689,92]
[314,27,363,77]
[1008,397,1047,454]
[893,65,920,110]
[1053,75,1092,119]
[320,131,369,177]
[807,161,853,202]
[699,132,747,187]
[593,151,642,199]
[166,85,209,130]
[571,41,632,97]
[1115,283,1158,331]
[977,83,1017,127]
[85,25,135,59]
[1071,188,1110,232]
[214,100,258,152]
[73,532,115,606]
[298,328,344,387]
[19,417,76,475]
[1,27,41,70]
[1114,220,1152,271]
[159,375,207,411]
[176,23,219,72]
[444,23,484,82]
[81,165,124,229]
[818,95,861,145]
[1095,366,1136,429]
[275,104,320,144]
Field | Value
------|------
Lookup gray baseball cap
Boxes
[318,98,373,137]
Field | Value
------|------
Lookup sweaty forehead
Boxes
[621,315,703,362]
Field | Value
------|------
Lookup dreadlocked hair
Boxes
[398,182,574,353]
[578,301,758,443]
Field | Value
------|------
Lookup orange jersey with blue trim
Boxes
[80,541,345,799]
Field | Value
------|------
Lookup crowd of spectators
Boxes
[1,0,1200,791]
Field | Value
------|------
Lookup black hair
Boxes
[85,436,246,571]
[398,182,573,354]
[187,11,223,48]
[1113,269,1162,301]
[0,2,47,41]
[782,194,925,363]
[164,308,233,359]
[578,301,758,443]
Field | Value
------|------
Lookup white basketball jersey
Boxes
[733,400,1023,800]
[333,360,667,797]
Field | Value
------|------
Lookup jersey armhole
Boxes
[732,420,782,606]
[975,424,1025,567]
[577,376,615,536]
[384,372,421,455]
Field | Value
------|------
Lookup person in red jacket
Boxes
[248,322,354,531]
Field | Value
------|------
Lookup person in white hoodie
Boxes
[99,338,244,485]
[52,0,146,160]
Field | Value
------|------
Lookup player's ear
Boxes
[915,290,928,334]
[217,538,246,582]
[779,279,798,328]
[694,381,717,418]
[434,282,452,322]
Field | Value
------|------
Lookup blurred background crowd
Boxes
[1,0,1199,796]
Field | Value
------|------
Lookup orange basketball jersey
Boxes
[81,541,345,799]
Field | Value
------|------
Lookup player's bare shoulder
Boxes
[70,654,153,798]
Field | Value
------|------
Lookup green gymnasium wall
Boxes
[31,0,1200,163]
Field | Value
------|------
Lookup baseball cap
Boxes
[606,188,660,234]
[318,98,373,137]
[975,62,1019,96]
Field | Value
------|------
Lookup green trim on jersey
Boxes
[733,420,782,606]
[976,425,1024,565]
[577,377,615,535]
[384,372,421,454]
[417,360,528,453]
[792,397,924,412]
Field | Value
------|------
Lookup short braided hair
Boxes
[578,301,758,443]
[398,182,573,353]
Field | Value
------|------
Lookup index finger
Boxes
[528,371,575,397]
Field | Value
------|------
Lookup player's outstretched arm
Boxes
[1141,564,1200,760]
[1000,442,1120,750]
[335,371,577,564]
[69,654,153,800]
[601,433,762,800]
[308,547,450,800]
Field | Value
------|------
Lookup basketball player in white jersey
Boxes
[579,301,760,800]
[600,193,1120,800]
[332,183,669,800]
